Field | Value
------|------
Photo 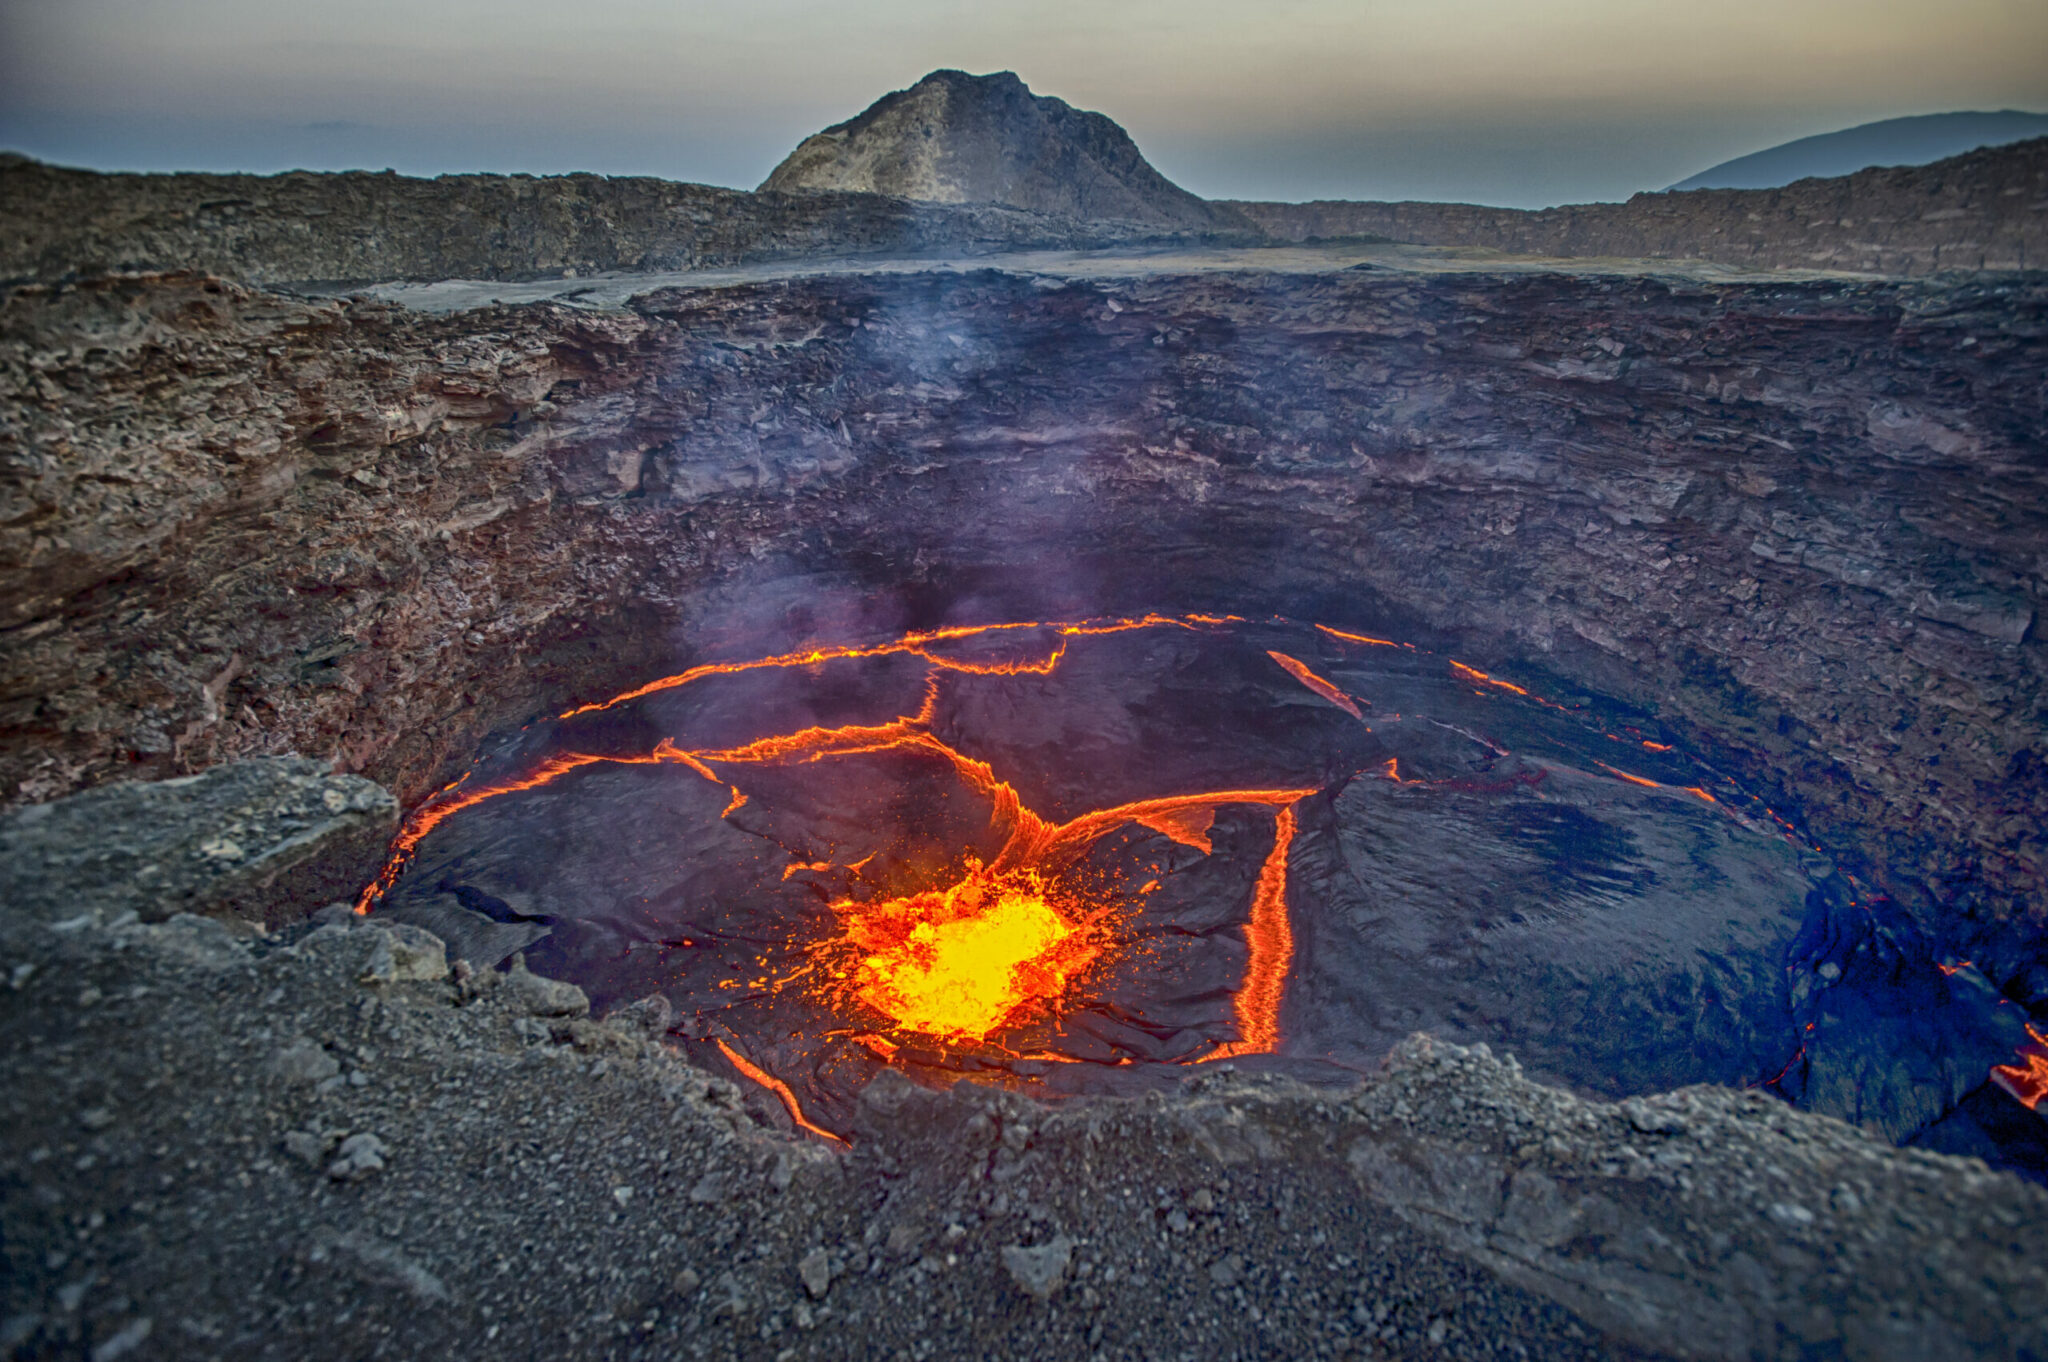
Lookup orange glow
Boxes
[713,1039,847,1145]
[1993,1025,2048,1112]
[853,1033,900,1061]
[1379,756,1426,784]
[353,738,711,912]
[1267,651,1365,719]
[1937,960,1975,977]
[1642,740,1674,752]
[1595,760,1664,789]
[833,868,1099,1040]
[1449,660,1530,696]
[1591,760,1718,805]
[558,613,1219,720]
[351,613,1343,1084]
[1213,806,1298,1059]
[1134,805,1219,854]
[1317,625,1403,648]
[361,662,1314,1053]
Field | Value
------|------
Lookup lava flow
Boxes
[1268,651,1365,719]
[360,614,1321,1087]
[832,867,1099,1041]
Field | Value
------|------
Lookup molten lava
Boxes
[1214,806,1298,1059]
[1993,1025,2048,1112]
[360,613,1324,1080]
[1267,650,1365,719]
[360,609,1781,1137]
[834,868,1098,1040]
[713,1038,847,1144]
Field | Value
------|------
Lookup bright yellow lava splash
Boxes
[836,868,1099,1041]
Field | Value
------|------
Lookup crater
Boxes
[368,608,2036,1170]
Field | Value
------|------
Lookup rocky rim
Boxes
[2,759,2044,1361]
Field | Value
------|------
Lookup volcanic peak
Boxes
[760,68,1236,230]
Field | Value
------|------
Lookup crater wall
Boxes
[3,265,2043,974]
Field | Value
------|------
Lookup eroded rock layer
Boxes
[1230,135,2048,274]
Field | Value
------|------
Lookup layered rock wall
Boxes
[0,158,1227,287]
[1230,136,2048,274]
[7,135,2043,290]
[3,266,2043,969]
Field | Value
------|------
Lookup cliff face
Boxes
[4,266,2042,980]
[1229,136,2048,274]
[760,70,1238,231]
[0,156,1221,287]
[4,133,2042,288]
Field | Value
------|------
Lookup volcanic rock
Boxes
[1000,1235,1073,1300]
[761,69,1240,231]
[0,756,394,926]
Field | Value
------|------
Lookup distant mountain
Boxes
[1670,111,2048,191]
[760,69,1238,230]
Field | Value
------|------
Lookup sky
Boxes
[2,0,2045,208]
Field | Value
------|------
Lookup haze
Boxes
[3,0,2044,208]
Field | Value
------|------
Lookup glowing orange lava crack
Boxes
[557,612,1219,719]
[1267,651,1365,719]
[1212,807,1298,1059]
[363,648,1314,1055]
[713,1038,847,1144]
[1993,1024,2048,1112]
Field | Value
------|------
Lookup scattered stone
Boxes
[270,1039,339,1085]
[1000,1236,1073,1301]
[77,1106,113,1131]
[797,1246,831,1299]
[1624,1098,1687,1135]
[671,1268,700,1297]
[376,893,550,971]
[1189,1188,1216,1214]
[1209,1254,1244,1288]
[281,1129,333,1169]
[500,955,589,1018]
[608,993,674,1037]
[359,923,447,984]
[326,1132,388,1181]
[89,1316,151,1362]
[315,1231,451,1304]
